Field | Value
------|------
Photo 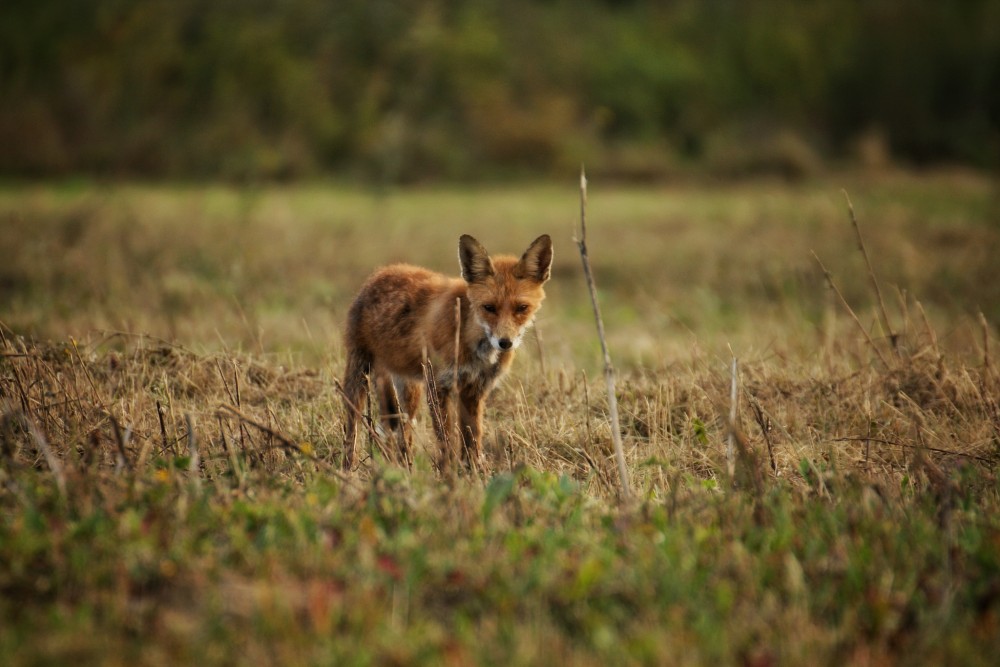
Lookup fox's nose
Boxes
[498,338,513,350]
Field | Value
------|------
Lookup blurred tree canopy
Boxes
[2,0,999,181]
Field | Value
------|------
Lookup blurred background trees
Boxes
[2,0,999,182]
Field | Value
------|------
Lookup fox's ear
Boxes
[459,234,495,283]
[515,234,553,283]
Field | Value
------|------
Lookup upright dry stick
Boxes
[746,394,777,474]
[843,191,898,353]
[575,167,632,502]
[422,352,451,473]
[727,357,738,479]
[532,325,547,378]
[185,413,199,476]
[155,400,172,457]
[452,297,462,475]
[110,414,132,473]
[980,311,991,371]
[384,377,409,468]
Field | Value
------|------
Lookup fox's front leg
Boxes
[426,384,454,466]
[458,386,485,467]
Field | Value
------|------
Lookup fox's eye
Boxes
[515,304,529,314]
[483,304,498,314]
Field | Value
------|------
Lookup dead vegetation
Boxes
[1,179,999,664]
[2,285,996,505]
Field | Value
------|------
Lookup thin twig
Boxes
[830,436,992,465]
[812,251,891,368]
[744,392,827,494]
[5,406,66,497]
[532,324,547,378]
[915,300,939,357]
[422,353,452,473]
[578,446,614,496]
[233,360,249,457]
[843,190,898,352]
[218,358,254,463]
[218,404,354,484]
[216,414,242,484]
[185,413,200,478]
[364,374,380,464]
[156,400,172,457]
[332,379,390,464]
[575,167,631,502]
[453,297,462,472]
[727,356,738,479]
[217,414,230,456]
[109,414,133,473]
[865,419,872,469]
[67,337,109,413]
[1,332,31,414]
[581,369,593,454]
[980,311,991,371]
[747,394,777,474]
[384,377,410,468]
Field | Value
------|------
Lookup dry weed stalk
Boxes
[218,403,353,484]
[186,413,199,477]
[155,400,172,457]
[109,414,132,473]
[843,190,899,352]
[575,167,631,502]
[811,251,890,368]
[421,353,452,473]
[980,311,991,371]
[2,403,66,497]
[746,394,777,474]
[333,378,391,467]
[727,356,738,479]
[452,298,462,477]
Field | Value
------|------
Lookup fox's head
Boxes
[459,234,553,354]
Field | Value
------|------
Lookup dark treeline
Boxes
[3,0,999,181]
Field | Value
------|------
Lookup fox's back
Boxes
[345,264,464,375]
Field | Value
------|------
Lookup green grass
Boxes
[3,462,998,665]
[2,173,1000,664]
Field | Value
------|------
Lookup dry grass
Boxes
[3,294,995,501]
[2,175,1000,664]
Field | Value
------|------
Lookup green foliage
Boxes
[2,0,999,180]
[1,463,998,664]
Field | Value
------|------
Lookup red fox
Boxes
[342,234,553,470]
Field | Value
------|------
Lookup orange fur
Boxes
[342,234,552,470]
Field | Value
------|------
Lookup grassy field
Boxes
[2,173,1000,665]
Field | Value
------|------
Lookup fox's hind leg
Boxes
[377,376,421,467]
[400,380,423,463]
[342,347,372,470]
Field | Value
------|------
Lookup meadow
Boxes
[1,172,999,665]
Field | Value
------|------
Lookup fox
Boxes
[341,233,553,470]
